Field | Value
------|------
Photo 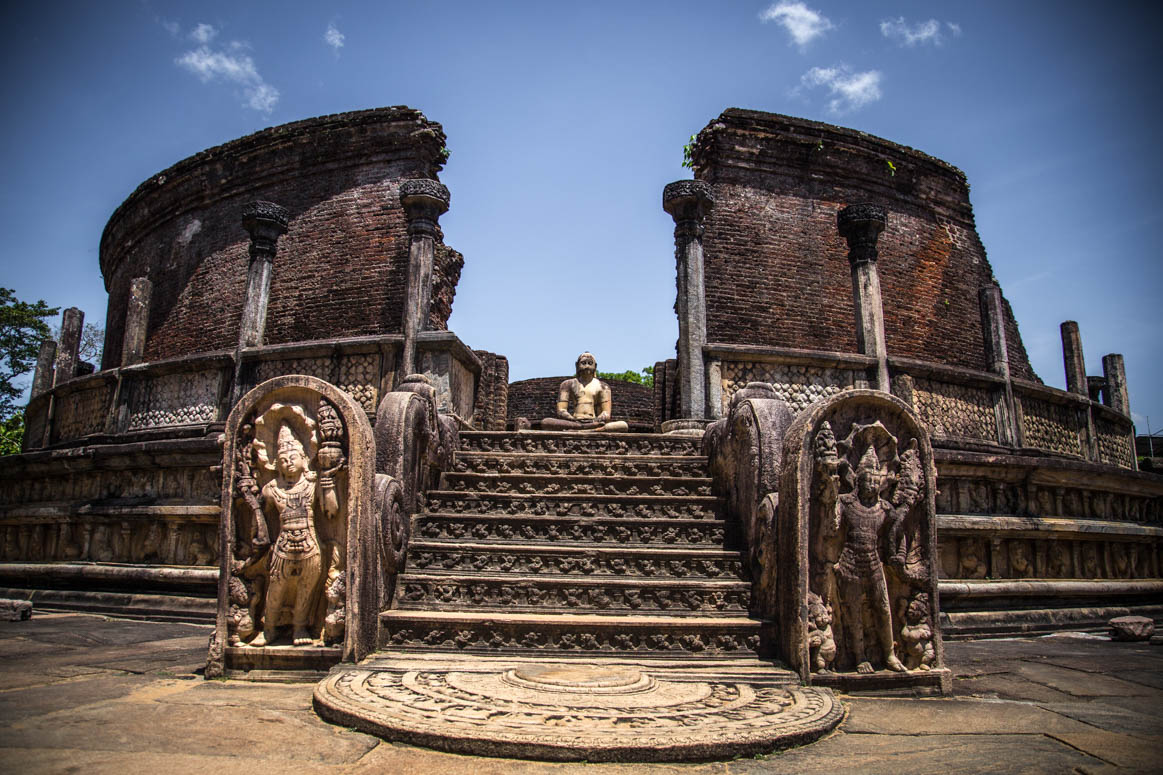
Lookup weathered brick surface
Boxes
[100,107,457,369]
[691,110,1038,381]
[472,350,509,430]
[507,377,653,428]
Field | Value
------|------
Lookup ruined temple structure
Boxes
[1,107,1160,760]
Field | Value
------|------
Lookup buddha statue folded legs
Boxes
[539,352,629,432]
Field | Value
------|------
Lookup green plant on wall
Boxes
[598,366,654,389]
[682,136,696,169]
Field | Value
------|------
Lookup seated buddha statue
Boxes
[539,352,629,432]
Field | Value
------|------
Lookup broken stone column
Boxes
[120,277,152,367]
[837,205,889,391]
[1102,354,1130,415]
[979,280,1019,447]
[238,201,290,348]
[399,179,450,379]
[1060,321,1088,396]
[31,340,56,397]
[663,180,714,420]
[53,307,84,386]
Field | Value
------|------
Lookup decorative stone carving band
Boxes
[837,204,886,266]
[399,179,450,238]
[663,180,715,238]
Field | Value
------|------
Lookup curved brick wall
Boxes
[100,107,460,369]
[692,109,1037,381]
[507,377,654,429]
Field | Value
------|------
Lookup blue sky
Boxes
[2,1,1161,434]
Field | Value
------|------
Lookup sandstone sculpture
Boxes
[540,353,628,432]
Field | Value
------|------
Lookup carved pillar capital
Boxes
[837,204,886,267]
[663,180,715,240]
[241,201,290,261]
[399,179,450,239]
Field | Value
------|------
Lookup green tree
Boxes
[598,366,654,389]
[0,288,58,451]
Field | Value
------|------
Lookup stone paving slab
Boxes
[1,614,1161,772]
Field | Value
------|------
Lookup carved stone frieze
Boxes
[1019,396,1084,457]
[413,517,729,546]
[911,378,996,442]
[406,548,743,578]
[446,474,712,497]
[719,361,856,414]
[937,534,1160,580]
[127,370,221,430]
[424,493,721,520]
[0,517,218,565]
[453,454,706,479]
[383,623,761,655]
[460,433,701,457]
[1094,415,1135,469]
[52,383,110,442]
[398,579,750,614]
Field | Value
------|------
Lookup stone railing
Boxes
[695,344,1138,471]
[23,332,483,451]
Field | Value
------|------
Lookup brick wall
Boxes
[100,108,457,369]
[691,109,1038,382]
[508,377,654,429]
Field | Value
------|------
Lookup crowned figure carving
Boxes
[812,418,933,674]
[229,400,346,647]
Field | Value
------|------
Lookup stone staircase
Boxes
[379,430,771,660]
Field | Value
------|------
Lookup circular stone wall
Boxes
[99,107,462,369]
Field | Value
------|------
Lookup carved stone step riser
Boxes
[442,475,713,498]
[452,457,710,479]
[396,582,751,613]
[424,497,721,521]
[380,623,764,657]
[406,551,745,578]
[413,519,738,547]
[459,435,702,457]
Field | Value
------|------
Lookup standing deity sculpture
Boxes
[229,401,346,647]
[812,419,929,674]
[539,352,629,432]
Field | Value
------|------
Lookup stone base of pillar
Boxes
[661,418,713,437]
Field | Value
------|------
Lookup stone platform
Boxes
[313,653,844,762]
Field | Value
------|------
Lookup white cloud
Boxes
[175,25,279,113]
[880,17,960,47]
[799,65,882,114]
[161,20,180,37]
[190,23,218,45]
[759,2,833,48]
[324,23,345,52]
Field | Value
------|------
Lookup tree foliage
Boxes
[0,414,24,456]
[53,321,104,364]
[0,288,58,421]
[598,366,654,389]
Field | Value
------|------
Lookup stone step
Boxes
[423,491,723,520]
[395,574,751,615]
[379,610,767,657]
[442,472,713,497]
[412,514,736,547]
[406,541,745,579]
[452,452,710,479]
[459,431,702,457]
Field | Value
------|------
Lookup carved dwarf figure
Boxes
[540,352,629,432]
[249,423,342,646]
[1007,539,1034,578]
[899,592,935,670]
[820,443,907,673]
[806,592,837,672]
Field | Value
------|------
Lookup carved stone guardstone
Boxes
[777,390,949,693]
[207,375,376,677]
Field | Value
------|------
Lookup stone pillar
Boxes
[120,277,152,367]
[398,179,450,379]
[837,204,889,391]
[239,201,290,348]
[979,280,1019,447]
[1102,354,1130,415]
[1060,321,1088,396]
[663,180,715,419]
[53,307,84,386]
[31,339,56,396]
